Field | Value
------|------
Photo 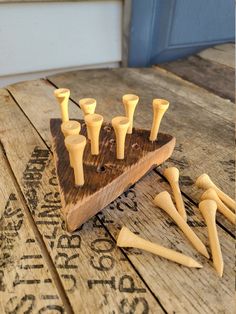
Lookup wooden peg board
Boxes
[50,118,175,232]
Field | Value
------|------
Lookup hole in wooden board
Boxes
[96,165,106,173]
[104,126,112,132]
[132,143,140,150]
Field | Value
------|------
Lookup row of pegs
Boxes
[54,88,169,186]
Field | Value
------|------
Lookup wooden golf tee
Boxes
[201,188,235,224]
[153,191,209,258]
[79,98,96,116]
[196,173,236,211]
[54,88,70,122]
[163,167,187,221]
[122,94,139,134]
[61,121,81,167]
[149,99,169,141]
[61,120,81,138]
[112,116,130,159]
[79,98,97,139]
[117,227,202,268]
[84,114,103,155]
[64,135,86,186]
[199,200,224,276]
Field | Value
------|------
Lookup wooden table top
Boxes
[0,48,234,313]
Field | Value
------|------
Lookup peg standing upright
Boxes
[199,200,224,276]
[79,98,97,116]
[164,167,187,221]
[149,99,169,141]
[154,191,209,258]
[61,120,81,138]
[122,94,139,134]
[112,116,130,159]
[54,88,70,122]
[64,134,86,186]
[85,114,103,155]
[61,120,81,167]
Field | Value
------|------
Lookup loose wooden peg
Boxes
[196,173,236,211]
[199,200,224,276]
[111,116,130,160]
[153,191,209,258]
[64,135,86,186]
[122,94,139,134]
[149,99,169,142]
[54,88,70,122]
[84,114,103,155]
[117,227,202,268]
[163,167,187,221]
[201,188,235,224]
[79,98,96,116]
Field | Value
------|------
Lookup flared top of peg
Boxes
[153,99,169,110]
[54,88,70,99]
[163,167,179,181]
[195,173,213,189]
[112,116,130,129]
[153,191,173,209]
[84,113,103,126]
[201,188,218,201]
[79,98,96,115]
[64,134,86,151]
[199,199,217,217]
[61,120,81,136]
[122,94,139,105]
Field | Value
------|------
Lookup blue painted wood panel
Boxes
[129,0,235,66]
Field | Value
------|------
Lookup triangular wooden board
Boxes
[50,118,175,232]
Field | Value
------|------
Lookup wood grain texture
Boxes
[3,80,234,313]
[51,118,175,231]
[0,145,64,313]
[159,55,235,102]
[198,44,235,69]
[47,68,235,233]
[0,88,162,313]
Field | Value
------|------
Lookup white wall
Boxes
[0,1,122,87]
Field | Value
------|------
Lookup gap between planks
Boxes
[0,137,74,314]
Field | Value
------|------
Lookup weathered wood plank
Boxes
[46,68,235,233]
[6,80,234,313]
[0,146,64,313]
[0,88,162,313]
[198,44,235,69]
[159,55,235,102]
[101,171,234,313]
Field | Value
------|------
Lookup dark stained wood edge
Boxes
[50,118,176,231]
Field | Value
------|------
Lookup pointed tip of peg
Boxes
[189,259,203,268]
[201,247,210,259]
[215,262,224,277]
